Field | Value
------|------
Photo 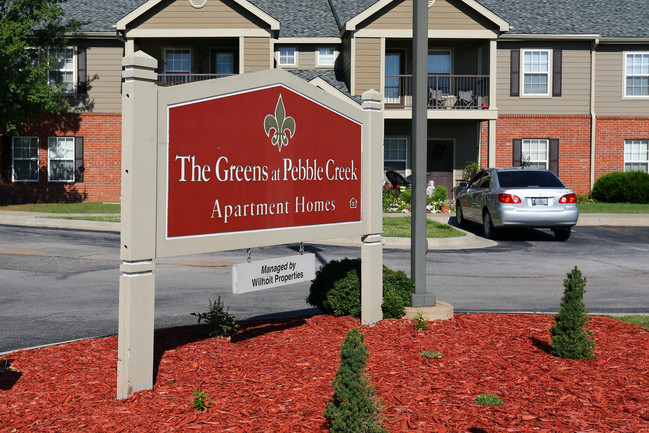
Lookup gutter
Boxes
[590,37,600,193]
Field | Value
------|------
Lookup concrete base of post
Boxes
[404,301,454,321]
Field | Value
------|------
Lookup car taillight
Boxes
[498,194,521,204]
[559,193,577,204]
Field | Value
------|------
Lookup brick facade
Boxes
[0,113,121,204]
[595,117,649,180]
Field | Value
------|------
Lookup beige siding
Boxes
[595,46,649,116]
[244,37,270,72]
[83,45,124,114]
[363,0,495,31]
[133,0,262,30]
[354,38,381,95]
[496,43,591,115]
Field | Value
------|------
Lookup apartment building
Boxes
[1,0,647,203]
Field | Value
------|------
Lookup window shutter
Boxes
[77,47,87,94]
[552,49,562,97]
[549,138,559,176]
[510,49,520,97]
[75,136,84,182]
[512,139,522,166]
[1,136,12,182]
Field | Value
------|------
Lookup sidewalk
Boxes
[0,210,647,250]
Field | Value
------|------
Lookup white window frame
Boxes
[278,47,297,66]
[521,49,552,97]
[163,48,192,74]
[522,138,549,169]
[624,139,649,173]
[624,52,649,98]
[317,47,335,67]
[47,47,76,94]
[48,137,75,182]
[384,137,409,178]
[12,137,39,182]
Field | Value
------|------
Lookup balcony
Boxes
[384,75,489,110]
[155,73,234,86]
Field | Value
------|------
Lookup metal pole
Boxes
[411,0,435,307]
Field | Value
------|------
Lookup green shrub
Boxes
[399,188,412,205]
[413,311,428,330]
[307,258,415,319]
[382,185,400,211]
[191,296,240,338]
[433,185,448,201]
[324,328,387,433]
[476,393,504,406]
[592,171,649,203]
[550,266,596,360]
[191,384,211,411]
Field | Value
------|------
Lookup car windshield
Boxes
[496,170,565,188]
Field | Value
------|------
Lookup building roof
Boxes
[60,0,649,39]
[249,0,340,38]
[475,0,649,39]
[61,0,146,33]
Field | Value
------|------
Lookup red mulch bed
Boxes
[1,314,649,432]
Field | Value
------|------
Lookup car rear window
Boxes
[496,171,565,188]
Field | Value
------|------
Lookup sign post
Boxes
[118,52,383,399]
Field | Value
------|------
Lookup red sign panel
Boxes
[167,85,362,238]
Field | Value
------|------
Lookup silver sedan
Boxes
[455,168,579,241]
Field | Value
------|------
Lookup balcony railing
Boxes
[385,74,489,109]
[155,73,234,86]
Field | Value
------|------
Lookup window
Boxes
[522,50,550,95]
[48,137,75,181]
[212,52,234,75]
[513,138,559,175]
[428,50,452,93]
[278,47,296,66]
[522,139,549,169]
[12,137,39,181]
[625,53,649,97]
[625,140,649,172]
[48,47,75,93]
[317,47,335,66]
[384,138,408,176]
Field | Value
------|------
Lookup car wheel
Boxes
[456,202,467,228]
[553,227,571,241]
[482,210,496,239]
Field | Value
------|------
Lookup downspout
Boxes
[589,37,600,193]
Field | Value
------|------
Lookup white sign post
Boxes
[118,51,384,399]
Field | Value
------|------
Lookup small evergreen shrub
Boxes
[324,328,387,433]
[191,296,240,338]
[433,185,448,201]
[592,171,649,203]
[476,393,504,406]
[307,258,415,319]
[191,384,211,411]
[413,311,428,330]
[550,266,596,360]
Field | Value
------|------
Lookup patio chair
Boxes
[458,90,476,108]
[428,89,445,108]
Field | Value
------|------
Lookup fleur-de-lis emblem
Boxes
[264,94,296,152]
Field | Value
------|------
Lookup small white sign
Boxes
[232,253,316,294]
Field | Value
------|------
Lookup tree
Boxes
[550,266,596,360]
[324,328,387,433]
[0,0,77,135]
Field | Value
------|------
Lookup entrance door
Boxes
[427,139,454,199]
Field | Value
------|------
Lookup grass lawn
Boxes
[577,202,649,213]
[382,216,465,238]
[0,202,120,214]
[612,315,649,331]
